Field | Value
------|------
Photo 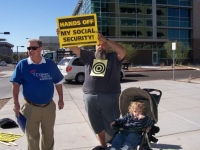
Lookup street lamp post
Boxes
[25,38,31,46]
[172,42,176,81]
[25,38,30,46]
[0,38,6,41]
[0,32,10,35]
[17,46,25,63]
[0,32,10,42]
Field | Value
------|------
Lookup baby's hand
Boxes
[110,121,115,127]
[146,127,150,133]
[138,115,145,120]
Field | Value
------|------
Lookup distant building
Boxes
[72,0,200,65]
[39,36,59,51]
[0,41,14,56]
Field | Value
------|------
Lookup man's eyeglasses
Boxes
[27,47,40,50]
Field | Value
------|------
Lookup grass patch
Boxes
[0,74,6,77]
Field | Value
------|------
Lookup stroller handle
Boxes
[143,88,162,95]
[143,88,162,104]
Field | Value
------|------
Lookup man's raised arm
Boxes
[68,46,81,57]
[98,34,126,61]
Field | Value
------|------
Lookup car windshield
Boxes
[58,59,71,66]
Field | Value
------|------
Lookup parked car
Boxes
[57,56,125,83]
[0,61,7,66]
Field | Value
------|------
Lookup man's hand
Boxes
[13,102,20,117]
[146,127,150,133]
[56,28,60,35]
[98,33,107,42]
[12,82,20,117]
[58,99,64,110]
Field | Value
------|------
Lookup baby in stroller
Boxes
[109,102,153,150]
[108,87,162,150]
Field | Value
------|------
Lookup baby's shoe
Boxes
[121,145,129,150]
[109,148,117,150]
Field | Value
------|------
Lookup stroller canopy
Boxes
[119,87,158,123]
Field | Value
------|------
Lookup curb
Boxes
[188,67,200,71]
[124,68,195,72]
[0,97,12,100]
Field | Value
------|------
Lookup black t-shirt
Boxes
[80,50,122,94]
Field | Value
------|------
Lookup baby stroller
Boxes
[109,87,162,150]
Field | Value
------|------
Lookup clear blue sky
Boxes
[0,0,78,52]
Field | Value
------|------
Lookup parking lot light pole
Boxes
[172,42,176,81]
[0,32,10,35]
[0,32,10,42]
[17,46,25,63]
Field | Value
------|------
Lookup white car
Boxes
[0,61,7,66]
[57,56,125,83]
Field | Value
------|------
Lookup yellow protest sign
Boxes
[90,59,107,77]
[0,132,23,142]
[56,14,99,47]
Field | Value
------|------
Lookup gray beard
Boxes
[95,50,108,60]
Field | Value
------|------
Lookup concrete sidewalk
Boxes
[0,80,200,150]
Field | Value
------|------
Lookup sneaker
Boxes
[121,145,129,150]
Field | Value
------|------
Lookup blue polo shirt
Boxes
[10,57,63,104]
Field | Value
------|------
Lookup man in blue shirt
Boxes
[10,39,64,150]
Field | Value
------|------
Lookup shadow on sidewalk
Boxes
[120,79,138,83]
[151,143,182,149]
[125,74,149,77]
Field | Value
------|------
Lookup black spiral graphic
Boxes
[92,62,106,74]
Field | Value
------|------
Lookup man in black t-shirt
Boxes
[57,30,126,150]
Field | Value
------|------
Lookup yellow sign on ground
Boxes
[56,14,98,47]
[0,132,23,142]
[90,59,108,77]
